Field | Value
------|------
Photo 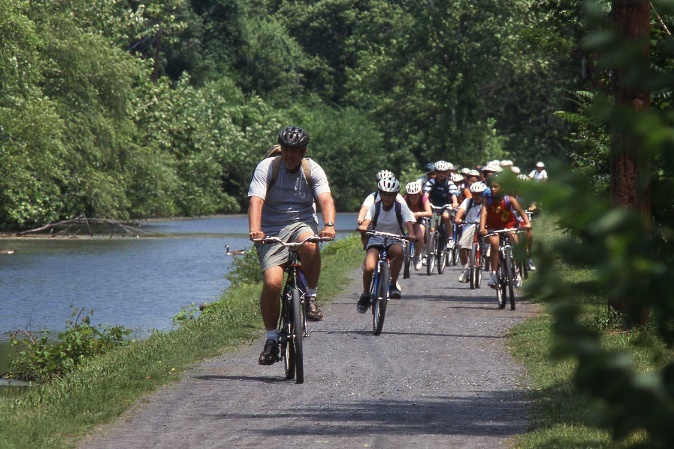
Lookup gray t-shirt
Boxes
[248,157,331,235]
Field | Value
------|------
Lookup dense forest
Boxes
[0,0,589,228]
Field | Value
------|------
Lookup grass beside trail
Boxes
[0,235,363,449]
[508,214,672,449]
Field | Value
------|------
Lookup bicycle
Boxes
[364,230,409,335]
[253,235,332,383]
[447,217,460,266]
[426,204,453,275]
[403,217,428,278]
[484,228,526,310]
[459,221,483,290]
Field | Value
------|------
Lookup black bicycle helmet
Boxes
[278,126,310,147]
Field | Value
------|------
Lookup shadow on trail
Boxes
[202,393,529,438]
[194,374,286,384]
[312,329,507,339]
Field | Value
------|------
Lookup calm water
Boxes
[0,213,357,341]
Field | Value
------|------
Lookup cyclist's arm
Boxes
[419,194,433,218]
[405,221,417,242]
[509,195,531,228]
[358,218,371,234]
[478,203,488,235]
[454,207,466,224]
[316,191,337,239]
[248,196,265,240]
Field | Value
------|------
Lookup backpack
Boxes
[371,200,404,234]
[266,156,312,192]
[260,145,315,198]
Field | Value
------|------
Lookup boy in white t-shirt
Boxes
[454,181,486,282]
[357,178,417,312]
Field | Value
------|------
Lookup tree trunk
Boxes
[609,0,651,324]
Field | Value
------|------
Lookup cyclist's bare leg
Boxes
[414,222,425,256]
[442,211,452,232]
[297,230,321,289]
[488,235,500,272]
[362,248,380,292]
[388,242,404,285]
[459,247,469,266]
[260,265,284,330]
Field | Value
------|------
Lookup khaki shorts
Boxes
[255,221,319,272]
[458,224,477,249]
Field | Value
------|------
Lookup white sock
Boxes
[266,330,278,341]
[307,288,317,298]
[463,264,469,269]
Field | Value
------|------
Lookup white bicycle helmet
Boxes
[483,163,503,173]
[467,169,480,177]
[470,181,487,193]
[451,173,464,183]
[511,166,521,174]
[376,169,395,181]
[460,167,470,175]
[378,177,401,193]
[517,174,529,181]
[434,160,452,172]
[405,181,422,195]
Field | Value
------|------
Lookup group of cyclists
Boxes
[247,124,542,366]
[356,159,539,310]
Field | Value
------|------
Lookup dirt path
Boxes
[78,261,540,449]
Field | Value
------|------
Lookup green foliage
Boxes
[8,307,131,383]
[526,3,674,447]
[225,246,263,287]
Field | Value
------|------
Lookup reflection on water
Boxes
[0,213,357,340]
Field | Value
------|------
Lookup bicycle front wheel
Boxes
[469,242,479,289]
[496,258,506,309]
[291,288,304,383]
[437,233,447,275]
[504,248,516,311]
[280,290,295,380]
[426,232,436,275]
[403,241,412,279]
[373,263,389,336]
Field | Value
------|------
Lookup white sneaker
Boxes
[414,255,422,271]
[458,268,469,283]
[488,273,497,288]
[527,259,536,271]
[422,255,427,266]
[515,275,523,288]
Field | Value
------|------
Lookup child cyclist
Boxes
[454,181,487,282]
[403,181,432,270]
[357,178,417,312]
[479,176,531,288]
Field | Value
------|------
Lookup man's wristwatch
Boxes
[324,222,335,227]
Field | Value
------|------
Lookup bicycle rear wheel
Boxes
[426,232,436,275]
[373,263,389,335]
[291,288,304,383]
[403,241,412,279]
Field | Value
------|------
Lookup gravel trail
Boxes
[79,260,540,449]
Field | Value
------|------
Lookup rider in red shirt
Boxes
[479,177,530,288]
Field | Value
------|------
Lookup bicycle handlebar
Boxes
[363,230,410,241]
[253,235,333,248]
[484,227,528,237]
[429,203,454,211]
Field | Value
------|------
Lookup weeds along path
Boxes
[79,262,541,449]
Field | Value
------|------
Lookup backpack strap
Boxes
[267,156,313,194]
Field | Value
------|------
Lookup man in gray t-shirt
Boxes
[248,126,336,366]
